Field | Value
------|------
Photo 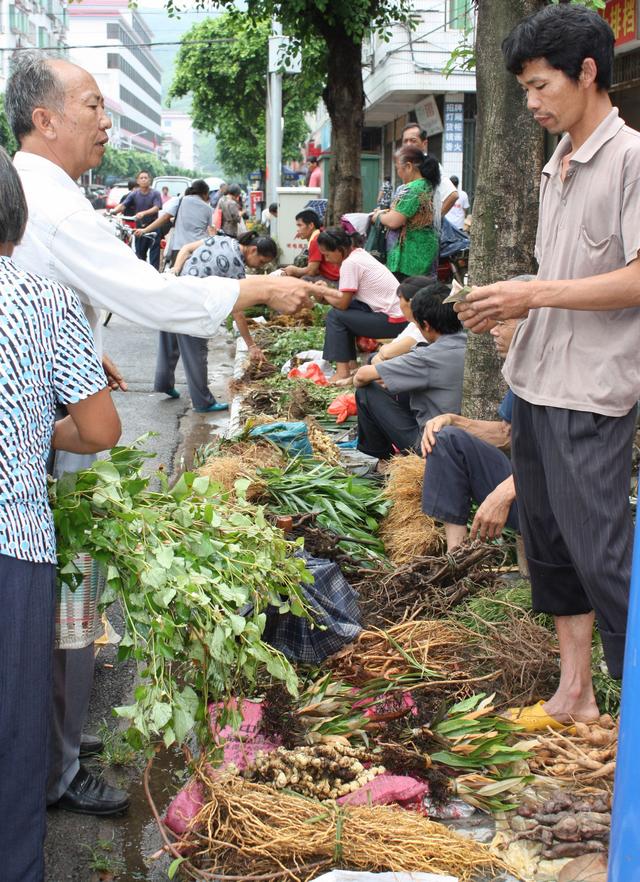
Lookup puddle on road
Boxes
[117,746,187,880]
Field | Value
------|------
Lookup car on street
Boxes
[152,175,192,198]
[105,182,131,211]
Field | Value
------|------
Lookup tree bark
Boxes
[462,0,545,420]
[321,31,364,221]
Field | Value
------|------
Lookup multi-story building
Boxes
[306,0,476,210]
[67,0,162,154]
[161,110,198,171]
[0,0,68,91]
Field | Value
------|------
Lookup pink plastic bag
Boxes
[338,773,428,807]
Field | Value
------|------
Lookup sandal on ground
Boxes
[501,700,577,733]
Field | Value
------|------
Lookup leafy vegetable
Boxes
[250,457,390,557]
[51,440,311,750]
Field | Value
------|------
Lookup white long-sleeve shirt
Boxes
[13,152,239,352]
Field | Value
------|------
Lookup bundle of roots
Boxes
[175,771,505,882]
[464,603,561,708]
[379,454,443,564]
[327,619,485,697]
[527,715,618,791]
[357,542,507,625]
[196,441,284,497]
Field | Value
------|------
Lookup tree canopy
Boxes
[170,13,324,179]
[94,145,196,184]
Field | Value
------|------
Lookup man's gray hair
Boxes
[0,146,28,244]
[5,51,65,143]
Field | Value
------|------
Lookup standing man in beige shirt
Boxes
[458,5,640,728]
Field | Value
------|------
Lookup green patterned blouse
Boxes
[386,178,438,277]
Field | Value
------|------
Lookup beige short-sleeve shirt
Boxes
[503,108,640,416]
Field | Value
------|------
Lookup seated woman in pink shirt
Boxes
[313,227,408,381]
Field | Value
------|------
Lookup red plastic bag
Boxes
[287,363,329,386]
[212,205,222,231]
[356,336,379,353]
[327,392,357,424]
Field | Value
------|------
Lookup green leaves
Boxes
[169,12,325,177]
[51,441,308,749]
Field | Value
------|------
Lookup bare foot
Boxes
[543,697,600,724]
[332,376,353,388]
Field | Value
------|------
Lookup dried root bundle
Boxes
[197,441,284,498]
[380,454,443,564]
[357,542,507,625]
[464,604,560,708]
[306,419,340,465]
[528,715,617,791]
[328,619,479,691]
[183,771,505,882]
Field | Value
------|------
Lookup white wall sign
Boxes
[443,102,464,153]
[415,95,444,137]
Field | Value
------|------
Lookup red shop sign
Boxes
[600,0,637,46]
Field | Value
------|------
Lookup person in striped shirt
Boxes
[0,146,121,882]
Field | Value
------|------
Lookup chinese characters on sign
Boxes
[443,103,464,154]
[600,0,637,46]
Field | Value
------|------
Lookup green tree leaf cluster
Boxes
[0,95,18,156]
[170,13,323,179]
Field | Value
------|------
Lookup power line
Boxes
[0,37,235,52]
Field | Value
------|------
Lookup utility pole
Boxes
[266,18,283,207]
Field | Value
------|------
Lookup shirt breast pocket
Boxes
[578,227,622,275]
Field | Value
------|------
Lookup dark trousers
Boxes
[47,644,95,802]
[0,554,56,882]
[356,382,421,459]
[511,397,636,678]
[421,426,519,529]
[135,230,160,270]
[154,331,216,410]
[323,300,407,363]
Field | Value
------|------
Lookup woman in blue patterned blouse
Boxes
[0,147,121,882]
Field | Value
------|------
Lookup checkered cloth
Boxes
[262,551,361,664]
[304,199,328,225]
[56,555,105,649]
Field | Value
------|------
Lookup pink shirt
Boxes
[339,248,404,319]
[308,166,322,188]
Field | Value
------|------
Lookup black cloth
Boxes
[511,396,636,678]
[323,299,407,363]
[0,553,56,882]
[355,381,421,459]
[421,425,518,529]
[134,230,160,270]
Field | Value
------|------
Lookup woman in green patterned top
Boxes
[372,146,441,280]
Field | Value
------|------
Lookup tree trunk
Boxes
[462,0,545,420]
[321,31,364,221]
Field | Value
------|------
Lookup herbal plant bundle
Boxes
[51,442,310,750]
[250,457,390,557]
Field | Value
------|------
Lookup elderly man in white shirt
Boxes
[5,51,314,819]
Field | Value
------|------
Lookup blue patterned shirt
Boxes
[0,257,106,563]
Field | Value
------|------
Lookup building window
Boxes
[448,0,471,30]
[38,26,48,47]
[106,22,119,39]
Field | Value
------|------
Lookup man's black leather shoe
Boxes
[79,733,104,758]
[53,766,129,816]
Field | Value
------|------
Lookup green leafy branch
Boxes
[51,440,312,750]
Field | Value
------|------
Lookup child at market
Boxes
[0,146,121,882]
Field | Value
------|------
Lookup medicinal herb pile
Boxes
[51,442,310,750]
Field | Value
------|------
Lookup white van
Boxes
[152,175,192,198]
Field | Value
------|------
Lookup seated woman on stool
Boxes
[312,227,408,381]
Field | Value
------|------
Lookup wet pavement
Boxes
[44,312,235,881]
